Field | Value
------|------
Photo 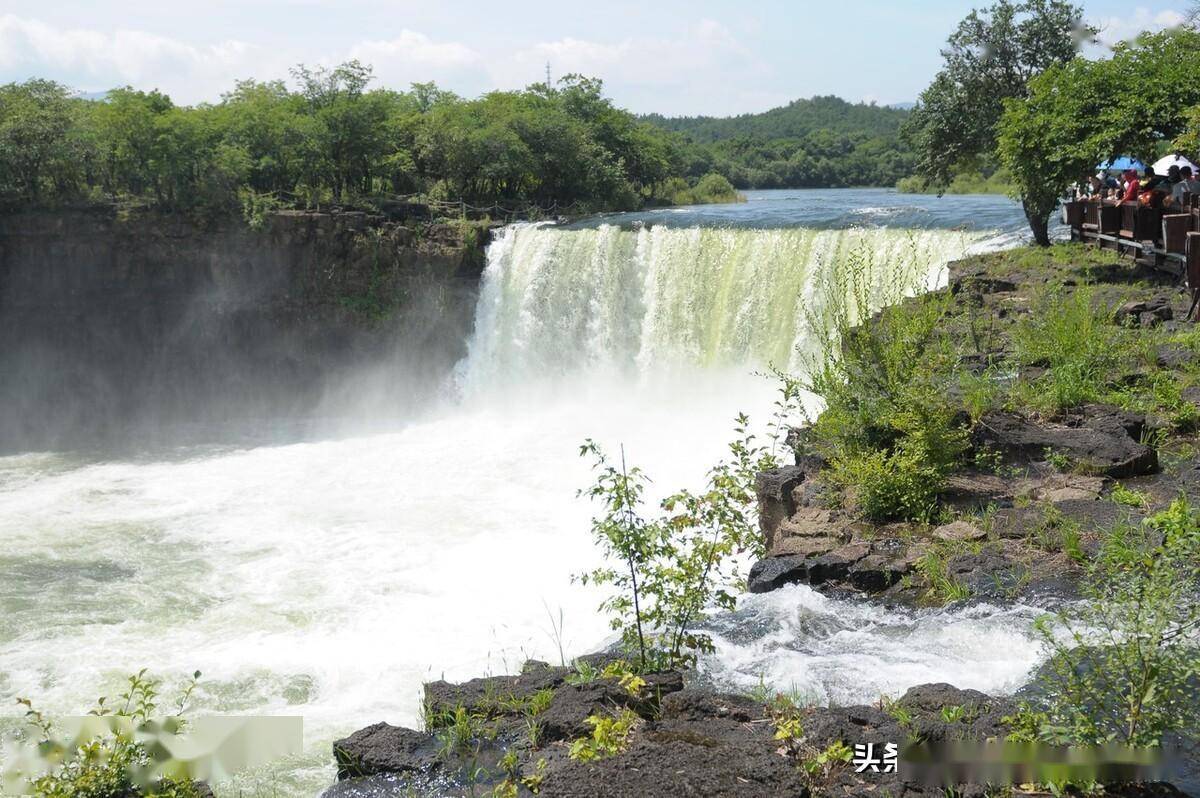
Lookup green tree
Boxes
[904,0,1092,244]
[999,28,1200,244]
[0,79,84,203]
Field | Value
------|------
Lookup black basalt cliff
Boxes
[0,208,491,451]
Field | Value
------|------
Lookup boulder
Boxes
[423,664,570,720]
[777,506,834,536]
[1116,298,1172,326]
[939,471,1013,509]
[1156,343,1195,367]
[990,506,1043,539]
[538,673,683,743]
[805,543,870,584]
[332,723,440,779]
[755,465,806,550]
[932,520,987,543]
[972,410,1157,478]
[847,553,909,592]
[746,555,808,593]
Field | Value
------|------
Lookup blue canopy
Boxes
[1097,157,1145,172]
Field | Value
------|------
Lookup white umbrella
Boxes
[1152,153,1199,173]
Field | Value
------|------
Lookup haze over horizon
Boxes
[0,1,1192,117]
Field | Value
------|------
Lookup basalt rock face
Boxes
[0,208,490,451]
[747,250,1195,604]
[328,673,1189,797]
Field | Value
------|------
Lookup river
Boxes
[0,188,1052,795]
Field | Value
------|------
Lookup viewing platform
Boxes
[1062,196,1200,320]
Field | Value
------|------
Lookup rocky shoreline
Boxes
[324,247,1200,797]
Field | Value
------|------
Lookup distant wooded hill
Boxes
[642,96,917,189]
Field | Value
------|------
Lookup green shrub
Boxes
[577,392,795,670]
[1109,484,1150,509]
[914,548,972,604]
[666,172,744,206]
[1011,288,1131,413]
[12,670,203,798]
[1030,499,1200,746]
[805,285,967,522]
[567,710,639,762]
[831,446,943,523]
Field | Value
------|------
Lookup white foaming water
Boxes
[0,197,1044,795]
[699,585,1043,704]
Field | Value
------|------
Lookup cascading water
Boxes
[459,223,977,392]
[0,190,1048,796]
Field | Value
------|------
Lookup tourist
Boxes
[1142,166,1169,192]
[1122,169,1140,201]
[1172,166,1200,203]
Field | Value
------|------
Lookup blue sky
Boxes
[0,1,1191,115]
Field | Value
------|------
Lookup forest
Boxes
[643,96,917,189]
[0,65,916,218]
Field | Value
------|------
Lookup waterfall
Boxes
[459,223,984,393]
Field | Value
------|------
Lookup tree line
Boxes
[0,64,741,217]
[645,96,917,189]
[0,65,924,219]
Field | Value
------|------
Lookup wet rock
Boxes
[756,465,806,550]
[972,410,1157,478]
[805,543,870,584]
[423,664,570,719]
[932,520,986,543]
[746,555,808,593]
[332,723,440,779]
[847,553,908,592]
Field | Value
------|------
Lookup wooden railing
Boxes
[1063,193,1200,321]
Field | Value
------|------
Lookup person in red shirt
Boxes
[1122,169,1140,201]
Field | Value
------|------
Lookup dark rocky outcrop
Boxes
[0,208,491,451]
[971,407,1158,478]
[328,674,1191,797]
[333,722,442,779]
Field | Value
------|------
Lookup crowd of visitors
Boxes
[1082,162,1200,208]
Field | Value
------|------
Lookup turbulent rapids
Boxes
[0,190,1046,795]
[460,223,978,390]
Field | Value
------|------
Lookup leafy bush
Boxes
[567,710,639,762]
[1011,288,1130,413]
[804,281,967,522]
[667,172,743,206]
[577,409,786,671]
[1030,499,1200,746]
[10,670,203,798]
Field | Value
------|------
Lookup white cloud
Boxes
[347,29,484,90]
[0,14,489,102]
[1091,7,1186,48]
[0,14,271,100]
[492,20,781,115]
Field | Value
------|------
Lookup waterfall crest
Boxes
[460,223,982,392]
